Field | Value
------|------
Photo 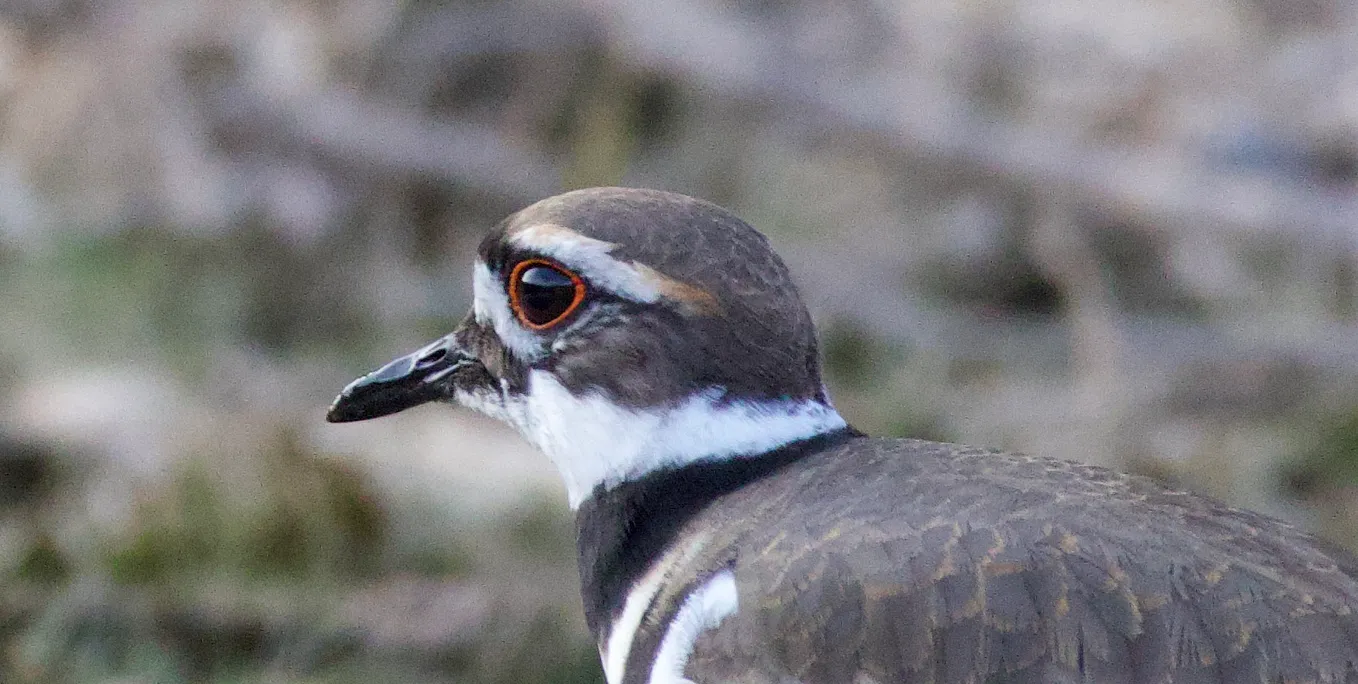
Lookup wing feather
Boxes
[677,440,1358,683]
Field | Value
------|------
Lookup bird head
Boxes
[327,188,845,507]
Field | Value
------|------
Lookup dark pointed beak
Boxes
[326,334,471,423]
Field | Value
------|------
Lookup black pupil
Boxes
[517,266,577,325]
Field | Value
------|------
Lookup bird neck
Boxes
[572,427,861,641]
[517,369,849,509]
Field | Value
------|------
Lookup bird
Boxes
[327,187,1358,684]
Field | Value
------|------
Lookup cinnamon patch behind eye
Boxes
[633,263,721,316]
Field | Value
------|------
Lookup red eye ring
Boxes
[508,259,587,330]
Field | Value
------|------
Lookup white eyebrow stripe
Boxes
[508,223,665,304]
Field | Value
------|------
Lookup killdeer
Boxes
[328,188,1358,684]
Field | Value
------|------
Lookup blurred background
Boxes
[2,0,1357,681]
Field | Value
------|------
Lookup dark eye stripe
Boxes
[509,259,586,329]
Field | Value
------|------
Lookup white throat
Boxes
[511,370,847,509]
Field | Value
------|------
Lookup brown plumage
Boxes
[649,438,1358,684]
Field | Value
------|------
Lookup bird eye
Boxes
[509,260,586,329]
